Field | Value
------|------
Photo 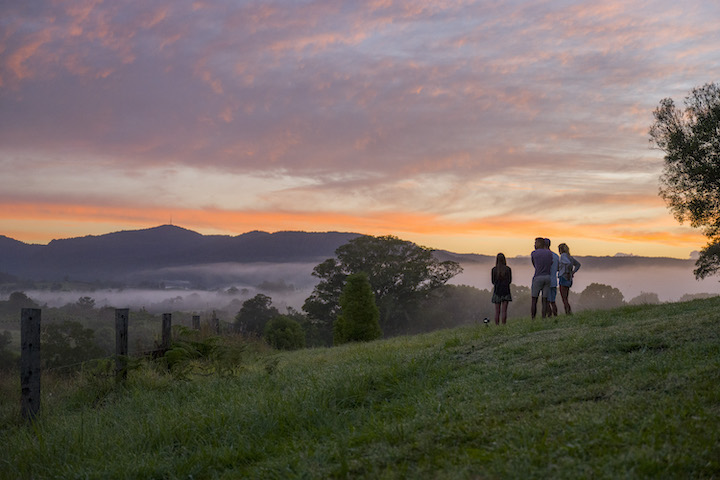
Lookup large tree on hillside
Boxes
[234,294,279,336]
[303,235,462,335]
[649,82,720,278]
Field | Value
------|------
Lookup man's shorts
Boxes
[531,275,551,298]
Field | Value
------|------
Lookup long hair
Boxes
[558,243,570,255]
[495,253,510,280]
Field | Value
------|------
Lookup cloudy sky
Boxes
[1,0,719,258]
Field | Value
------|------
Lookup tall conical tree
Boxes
[334,272,382,345]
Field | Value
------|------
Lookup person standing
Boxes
[491,253,512,325]
[558,243,581,314]
[544,238,559,317]
[531,237,554,319]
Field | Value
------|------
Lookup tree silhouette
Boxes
[304,235,461,335]
[650,82,720,278]
[578,283,625,311]
[333,273,382,345]
[234,294,279,336]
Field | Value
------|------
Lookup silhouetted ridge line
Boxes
[0,225,362,282]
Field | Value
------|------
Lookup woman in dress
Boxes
[491,253,512,325]
[558,243,581,314]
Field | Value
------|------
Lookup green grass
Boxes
[1,298,719,479]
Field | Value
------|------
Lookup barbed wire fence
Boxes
[18,308,221,421]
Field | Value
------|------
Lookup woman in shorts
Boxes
[491,253,512,324]
[558,243,581,314]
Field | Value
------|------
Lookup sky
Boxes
[1,0,719,258]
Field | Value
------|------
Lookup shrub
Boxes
[628,292,661,305]
[264,315,306,350]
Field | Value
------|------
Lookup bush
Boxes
[264,315,306,351]
[628,292,661,305]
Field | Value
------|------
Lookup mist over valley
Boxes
[2,226,718,315]
[453,256,719,305]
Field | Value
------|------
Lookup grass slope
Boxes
[1,298,719,479]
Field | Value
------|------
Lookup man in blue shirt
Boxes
[545,238,559,317]
[531,237,553,319]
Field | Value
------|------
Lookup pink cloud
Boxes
[5,29,53,82]
[1,0,718,257]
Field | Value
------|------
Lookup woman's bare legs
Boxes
[501,301,508,324]
[560,285,572,314]
[494,303,501,325]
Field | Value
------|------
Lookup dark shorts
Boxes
[559,276,573,288]
[492,293,512,304]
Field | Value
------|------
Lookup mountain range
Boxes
[0,224,697,288]
[0,225,362,284]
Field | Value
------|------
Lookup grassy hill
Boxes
[1,298,719,479]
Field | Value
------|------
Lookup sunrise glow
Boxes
[1,1,718,258]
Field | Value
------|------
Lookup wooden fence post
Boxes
[115,308,129,382]
[21,308,41,420]
[192,315,200,330]
[162,313,172,351]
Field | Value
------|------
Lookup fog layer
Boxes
[454,258,719,302]
[13,258,720,314]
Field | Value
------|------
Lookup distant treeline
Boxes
[0,285,716,373]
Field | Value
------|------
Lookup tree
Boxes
[334,273,382,345]
[2,291,38,311]
[0,292,39,322]
[693,242,720,279]
[678,292,715,302]
[77,296,96,310]
[578,283,625,311]
[649,82,720,278]
[303,235,462,335]
[41,321,104,371]
[264,315,306,350]
[234,294,279,336]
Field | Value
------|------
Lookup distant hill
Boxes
[0,225,699,289]
[0,225,362,283]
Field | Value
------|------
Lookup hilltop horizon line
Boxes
[1,223,696,261]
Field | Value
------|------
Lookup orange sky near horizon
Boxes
[0,198,707,259]
[1,1,718,260]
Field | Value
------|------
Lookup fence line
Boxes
[20,308,41,420]
[18,308,225,421]
[115,308,128,382]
